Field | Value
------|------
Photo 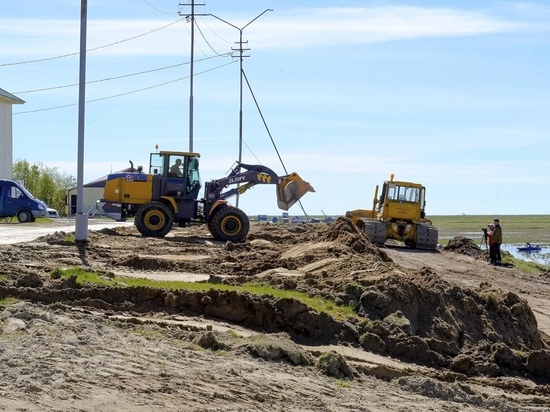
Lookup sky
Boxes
[1,0,549,217]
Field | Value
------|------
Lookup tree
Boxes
[12,160,76,216]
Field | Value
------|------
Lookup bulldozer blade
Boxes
[276,173,315,211]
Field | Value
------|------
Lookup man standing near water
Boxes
[492,218,503,266]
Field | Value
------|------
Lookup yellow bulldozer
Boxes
[97,150,314,243]
[345,174,438,250]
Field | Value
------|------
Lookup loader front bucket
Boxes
[276,172,315,211]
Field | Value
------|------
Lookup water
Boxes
[500,244,550,267]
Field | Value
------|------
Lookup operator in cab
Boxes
[170,159,183,177]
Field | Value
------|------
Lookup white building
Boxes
[66,178,105,216]
[65,167,135,216]
[0,88,25,180]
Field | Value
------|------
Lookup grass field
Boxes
[429,215,550,246]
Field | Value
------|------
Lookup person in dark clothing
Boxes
[487,223,496,264]
[169,158,183,177]
[491,218,503,266]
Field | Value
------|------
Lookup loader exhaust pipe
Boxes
[276,173,315,211]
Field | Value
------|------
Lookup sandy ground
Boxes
[0,218,549,411]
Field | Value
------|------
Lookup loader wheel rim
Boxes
[143,210,166,231]
[220,215,241,235]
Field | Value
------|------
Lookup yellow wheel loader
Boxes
[345,174,438,250]
[96,151,314,242]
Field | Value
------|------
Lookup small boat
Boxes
[517,243,541,252]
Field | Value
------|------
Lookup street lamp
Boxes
[179,1,207,153]
[209,9,273,206]
[75,0,88,242]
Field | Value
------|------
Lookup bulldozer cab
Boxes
[378,178,426,221]
[149,151,202,199]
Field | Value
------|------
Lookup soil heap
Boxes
[0,218,549,411]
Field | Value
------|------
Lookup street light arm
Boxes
[243,8,273,30]
[209,8,273,31]
[209,13,239,30]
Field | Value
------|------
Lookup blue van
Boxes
[0,179,48,222]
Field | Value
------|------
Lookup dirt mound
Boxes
[314,217,375,250]
[247,222,319,243]
[234,333,316,367]
[444,236,486,258]
[0,282,353,344]
[96,226,138,236]
[316,351,356,379]
[3,265,549,382]
[34,231,71,243]
[354,268,549,379]
[2,301,548,412]
[1,221,550,389]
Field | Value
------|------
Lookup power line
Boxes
[241,139,263,165]
[194,19,227,57]
[0,19,182,67]
[143,0,178,14]
[197,15,233,45]
[242,68,311,220]
[13,54,231,94]
[242,69,287,175]
[13,60,235,115]
[180,12,209,58]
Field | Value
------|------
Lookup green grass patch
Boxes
[133,326,168,341]
[51,267,357,320]
[335,379,352,388]
[1,217,61,225]
[63,234,75,242]
[429,215,550,245]
[503,254,549,273]
[0,297,19,306]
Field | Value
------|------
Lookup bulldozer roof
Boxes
[158,150,201,157]
[387,179,423,188]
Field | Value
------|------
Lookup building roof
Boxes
[0,88,25,105]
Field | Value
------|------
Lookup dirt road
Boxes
[0,219,134,244]
[0,219,549,411]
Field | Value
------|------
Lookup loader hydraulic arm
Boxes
[204,161,314,213]
[204,162,279,203]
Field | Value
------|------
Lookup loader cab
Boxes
[149,151,202,199]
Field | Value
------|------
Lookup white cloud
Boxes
[252,7,527,49]
[0,6,535,59]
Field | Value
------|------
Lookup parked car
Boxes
[47,208,60,218]
[0,179,48,222]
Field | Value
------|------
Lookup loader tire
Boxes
[207,205,225,238]
[210,206,249,243]
[135,201,174,237]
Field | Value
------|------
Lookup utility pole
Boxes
[75,0,88,242]
[209,9,273,206]
[180,1,206,152]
